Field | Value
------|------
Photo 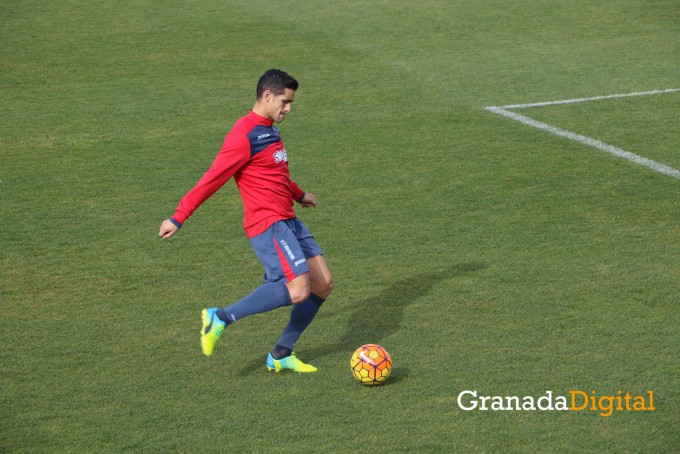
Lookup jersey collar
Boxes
[248,109,274,126]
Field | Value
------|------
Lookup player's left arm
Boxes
[290,180,317,208]
[297,192,317,208]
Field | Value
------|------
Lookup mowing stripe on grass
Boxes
[486,89,680,180]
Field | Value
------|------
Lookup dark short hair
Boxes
[256,69,299,99]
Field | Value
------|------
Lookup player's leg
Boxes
[268,219,333,369]
[265,264,319,372]
[201,281,294,356]
[308,255,333,300]
[201,221,309,356]
[270,256,332,358]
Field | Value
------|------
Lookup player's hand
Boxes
[298,192,317,208]
[159,219,179,239]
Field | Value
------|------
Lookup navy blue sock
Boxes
[275,293,325,351]
[217,282,292,324]
[270,344,292,360]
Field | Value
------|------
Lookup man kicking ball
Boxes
[159,69,332,372]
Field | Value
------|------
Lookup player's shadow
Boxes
[237,261,487,376]
[315,261,488,358]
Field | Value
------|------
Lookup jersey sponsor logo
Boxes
[273,148,288,164]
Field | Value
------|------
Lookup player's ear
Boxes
[262,89,273,103]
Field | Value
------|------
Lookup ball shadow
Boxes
[306,261,488,359]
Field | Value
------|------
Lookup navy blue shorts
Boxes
[249,218,323,284]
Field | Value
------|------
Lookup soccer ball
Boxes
[350,344,392,386]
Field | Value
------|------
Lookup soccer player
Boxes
[158,69,333,373]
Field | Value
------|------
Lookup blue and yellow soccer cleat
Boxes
[266,352,317,373]
[201,308,226,356]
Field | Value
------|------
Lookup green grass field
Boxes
[2,1,679,452]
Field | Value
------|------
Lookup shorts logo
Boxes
[294,258,306,267]
[279,240,295,260]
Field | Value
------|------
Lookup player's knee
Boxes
[313,275,333,300]
[286,279,311,304]
[290,287,311,304]
[323,276,334,297]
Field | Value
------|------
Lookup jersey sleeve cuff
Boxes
[169,217,183,229]
[295,192,306,203]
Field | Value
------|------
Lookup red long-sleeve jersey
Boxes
[172,110,305,238]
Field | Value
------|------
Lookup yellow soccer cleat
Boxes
[266,352,317,373]
[201,308,226,356]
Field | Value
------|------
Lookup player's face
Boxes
[264,88,295,123]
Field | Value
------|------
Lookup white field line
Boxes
[486,89,680,180]
[496,88,680,109]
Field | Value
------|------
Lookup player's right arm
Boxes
[159,134,250,239]
[159,219,180,239]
